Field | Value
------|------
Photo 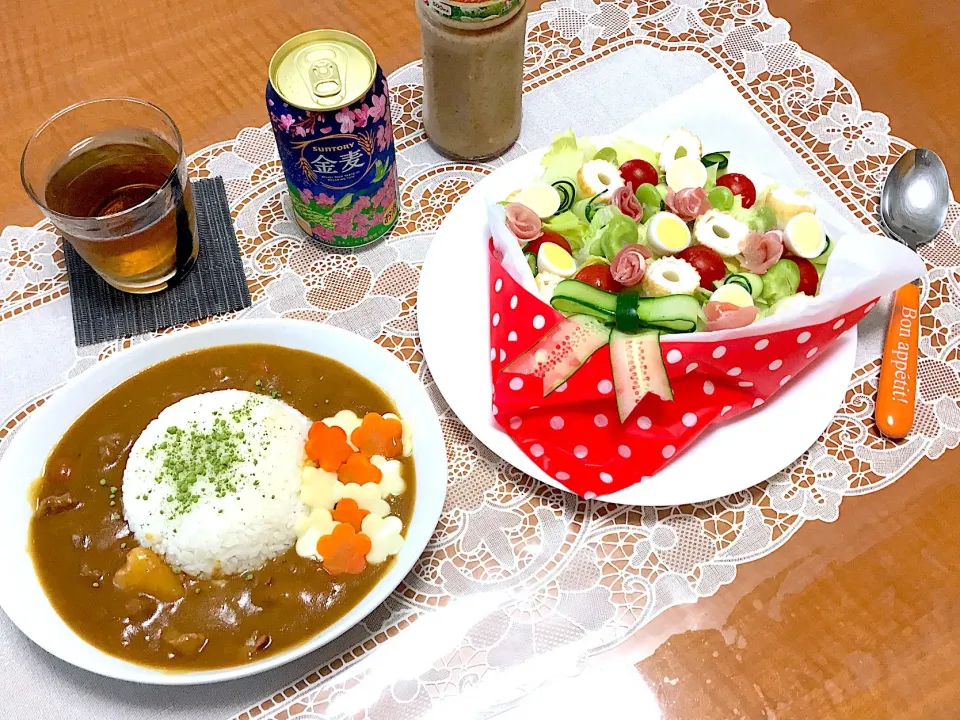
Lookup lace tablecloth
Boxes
[1,1,958,718]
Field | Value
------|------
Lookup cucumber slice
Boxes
[610,330,673,422]
[551,279,617,323]
[621,293,702,334]
[552,281,701,334]
[701,151,730,171]
[724,274,752,294]
[551,180,576,215]
[583,193,605,223]
[503,314,611,396]
[725,273,762,298]
[525,252,538,277]
[741,272,763,298]
[615,292,642,333]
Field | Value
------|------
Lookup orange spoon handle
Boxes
[876,283,920,438]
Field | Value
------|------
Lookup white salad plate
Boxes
[419,139,858,507]
[0,319,447,684]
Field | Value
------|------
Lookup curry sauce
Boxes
[28,344,415,670]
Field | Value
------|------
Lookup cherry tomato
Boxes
[677,245,726,290]
[575,263,623,293]
[715,173,757,209]
[524,231,571,257]
[619,159,659,192]
[786,256,819,296]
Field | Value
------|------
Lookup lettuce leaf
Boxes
[541,130,584,185]
[609,136,658,167]
[581,205,622,259]
[571,197,592,225]
[578,138,599,164]
[635,221,649,246]
[543,211,588,253]
[760,259,801,305]
[764,292,814,318]
[704,162,719,192]
[723,256,744,276]
[581,255,609,268]
[597,214,639,263]
[811,236,835,266]
[731,196,777,232]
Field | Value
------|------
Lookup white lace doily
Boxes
[1,2,957,719]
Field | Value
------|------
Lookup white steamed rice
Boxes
[122,389,310,576]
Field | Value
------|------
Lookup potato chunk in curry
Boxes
[113,547,184,602]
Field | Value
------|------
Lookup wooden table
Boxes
[2,1,958,717]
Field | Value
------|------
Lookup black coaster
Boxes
[64,177,252,346]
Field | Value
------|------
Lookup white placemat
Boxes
[1,2,957,718]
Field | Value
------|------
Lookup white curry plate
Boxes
[0,319,447,684]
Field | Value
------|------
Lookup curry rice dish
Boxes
[28,344,416,670]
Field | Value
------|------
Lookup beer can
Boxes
[267,30,399,248]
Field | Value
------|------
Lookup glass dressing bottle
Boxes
[416,0,528,160]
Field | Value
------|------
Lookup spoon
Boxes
[875,148,950,438]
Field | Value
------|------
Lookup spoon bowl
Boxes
[880,148,950,248]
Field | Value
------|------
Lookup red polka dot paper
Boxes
[489,242,877,499]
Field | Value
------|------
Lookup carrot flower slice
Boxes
[316,523,372,575]
[338,452,383,486]
[331,498,369,531]
[305,422,353,472]
[351,413,403,459]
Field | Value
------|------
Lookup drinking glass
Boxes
[21,98,199,294]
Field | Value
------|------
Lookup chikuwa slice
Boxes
[642,257,701,297]
[693,210,750,257]
[658,128,702,171]
[577,159,624,200]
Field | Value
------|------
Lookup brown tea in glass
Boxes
[21,99,199,294]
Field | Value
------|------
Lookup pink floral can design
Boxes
[267,31,398,248]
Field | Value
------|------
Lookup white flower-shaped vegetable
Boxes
[295,508,336,560]
[300,465,343,510]
[694,210,749,257]
[362,514,405,563]
[340,482,391,518]
[383,412,413,457]
[323,410,363,449]
[371,455,406,497]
